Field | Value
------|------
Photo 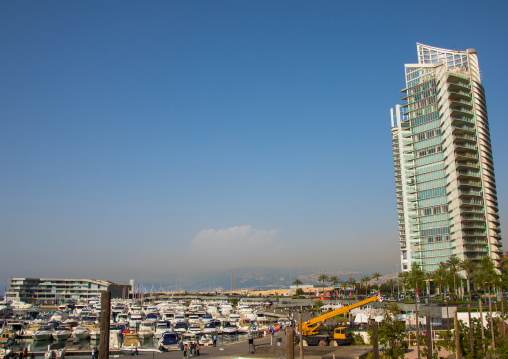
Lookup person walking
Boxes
[183,343,187,358]
[196,343,200,356]
[213,335,217,347]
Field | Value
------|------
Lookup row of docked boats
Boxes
[1,298,288,349]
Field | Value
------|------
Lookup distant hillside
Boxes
[135,266,398,293]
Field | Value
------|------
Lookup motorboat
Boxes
[89,325,101,340]
[121,330,140,350]
[201,314,213,324]
[222,322,238,335]
[188,315,200,324]
[228,313,241,323]
[53,326,72,341]
[145,313,158,322]
[129,314,143,329]
[173,315,186,323]
[72,326,90,340]
[137,321,155,339]
[202,320,220,334]
[158,332,179,351]
[34,326,55,341]
[188,323,202,335]
[154,321,172,339]
[172,321,188,333]
[238,318,252,333]
[198,334,213,347]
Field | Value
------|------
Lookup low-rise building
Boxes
[6,278,132,304]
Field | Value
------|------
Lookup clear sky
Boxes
[1,1,507,292]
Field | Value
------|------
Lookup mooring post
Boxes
[454,312,460,359]
[371,319,379,359]
[99,291,111,359]
[299,312,304,359]
[467,305,474,357]
[479,299,485,356]
[426,311,432,359]
[286,327,294,359]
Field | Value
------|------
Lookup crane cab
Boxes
[332,326,352,345]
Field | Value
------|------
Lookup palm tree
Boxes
[459,259,476,301]
[361,276,371,295]
[329,276,339,298]
[434,262,448,300]
[398,272,409,298]
[292,278,302,293]
[423,272,433,298]
[318,274,329,296]
[385,279,396,298]
[446,256,461,300]
[372,272,382,294]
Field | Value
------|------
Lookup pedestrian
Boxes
[183,343,187,358]
[213,335,217,347]
[189,342,193,357]
[196,343,200,356]
[23,348,28,359]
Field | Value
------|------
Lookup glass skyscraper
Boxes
[391,43,502,272]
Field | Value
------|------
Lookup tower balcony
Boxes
[451,115,475,125]
[452,123,476,135]
[448,89,472,99]
[459,198,484,207]
[458,188,483,197]
[454,152,478,161]
[456,169,481,179]
[455,161,479,170]
[453,133,477,143]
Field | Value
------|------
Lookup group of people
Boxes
[12,348,33,359]
[182,342,200,358]
[91,346,99,359]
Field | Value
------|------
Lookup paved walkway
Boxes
[404,346,451,358]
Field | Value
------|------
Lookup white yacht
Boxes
[34,326,54,341]
[154,321,172,339]
[53,326,72,341]
[129,314,143,329]
[72,326,90,340]
[137,321,155,339]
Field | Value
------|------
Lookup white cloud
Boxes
[191,225,278,250]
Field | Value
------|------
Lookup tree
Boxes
[371,303,407,359]
[329,276,339,298]
[398,272,409,298]
[292,278,302,291]
[372,272,382,294]
[459,259,476,301]
[446,255,461,300]
[361,276,371,295]
[423,272,433,298]
[385,279,396,298]
[318,274,329,295]
[433,262,448,299]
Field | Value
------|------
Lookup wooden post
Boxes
[468,305,474,357]
[479,299,485,355]
[489,296,495,352]
[298,312,304,359]
[371,319,379,359]
[415,301,420,359]
[426,311,432,359]
[99,291,111,359]
[286,327,294,359]
[502,300,506,339]
[446,300,450,331]
[454,312,461,359]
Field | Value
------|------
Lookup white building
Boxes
[391,43,502,272]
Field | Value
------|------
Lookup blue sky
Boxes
[1,1,507,292]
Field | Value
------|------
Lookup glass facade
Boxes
[391,43,502,272]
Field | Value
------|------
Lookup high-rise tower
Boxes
[391,43,502,272]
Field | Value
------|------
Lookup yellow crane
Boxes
[300,295,379,346]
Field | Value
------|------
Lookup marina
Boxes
[0,298,287,358]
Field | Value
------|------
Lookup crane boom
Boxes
[302,295,379,336]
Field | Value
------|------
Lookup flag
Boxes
[414,287,422,296]
[377,294,384,302]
